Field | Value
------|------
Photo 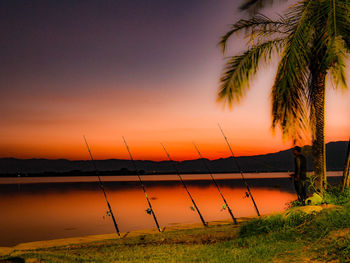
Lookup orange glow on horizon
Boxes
[0,61,349,161]
[0,136,346,161]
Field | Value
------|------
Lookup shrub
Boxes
[323,187,350,205]
[239,211,312,237]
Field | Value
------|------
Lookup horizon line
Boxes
[0,140,346,162]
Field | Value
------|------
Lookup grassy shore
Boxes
[1,202,350,263]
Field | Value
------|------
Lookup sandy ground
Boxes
[0,205,334,257]
[0,218,243,256]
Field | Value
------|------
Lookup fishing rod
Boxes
[161,143,207,227]
[218,124,261,217]
[122,137,162,233]
[192,142,237,224]
[83,136,121,236]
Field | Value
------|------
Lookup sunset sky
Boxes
[1,0,349,161]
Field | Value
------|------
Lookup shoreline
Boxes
[0,218,247,256]
[0,204,346,263]
[0,205,329,256]
[0,171,343,184]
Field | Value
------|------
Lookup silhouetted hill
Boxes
[0,141,348,176]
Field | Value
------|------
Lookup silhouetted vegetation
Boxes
[0,142,347,176]
[0,168,145,178]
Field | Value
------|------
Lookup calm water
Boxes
[0,172,342,246]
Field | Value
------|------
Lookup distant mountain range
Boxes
[0,141,348,175]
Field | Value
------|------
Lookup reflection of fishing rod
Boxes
[192,142,237,224]
[161,143,207,227]
[83,136,121,236]
[218,125,260,217]
[122,137,162,232]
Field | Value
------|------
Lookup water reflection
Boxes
[0,173,341,246]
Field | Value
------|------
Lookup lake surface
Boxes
[0,172,342,246]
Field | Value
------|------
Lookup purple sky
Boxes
[0,0,349,160]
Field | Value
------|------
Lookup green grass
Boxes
[288,183,350,208]
[323,187,350,205]
[2,203,350,263]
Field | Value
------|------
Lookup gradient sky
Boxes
[0,0,349,161]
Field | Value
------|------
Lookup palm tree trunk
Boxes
[342,139,350,192]
[311,72,327,194]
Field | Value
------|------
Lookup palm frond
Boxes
[326,0,350,41]
[283,0,313,33]
[327,37,348,91]
[327,0,350,50]
[219,14,287,54]
[218,38,285,107]
[293,0,350,51]
[271,1,316,141]
[298,0,349,90]
[271,49,310,142]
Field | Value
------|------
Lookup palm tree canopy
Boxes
[218,0,350,142]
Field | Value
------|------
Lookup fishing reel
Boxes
[220,204,227,211]
[102,210,111,220]
[145,208,152,215]
[244,192,250,198]
[190,205,195,211]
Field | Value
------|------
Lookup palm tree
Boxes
[218,0,349,193]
